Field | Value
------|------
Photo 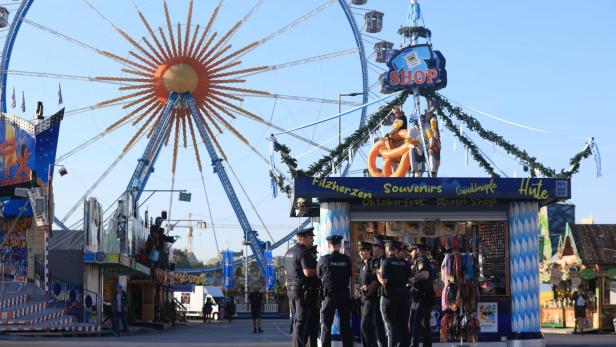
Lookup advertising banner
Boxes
[478,302,498,333]
[222,250,234,289]
[265,250,275,291]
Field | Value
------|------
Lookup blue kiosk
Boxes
[292,176,570,346]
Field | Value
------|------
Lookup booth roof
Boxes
[570,224,616,265]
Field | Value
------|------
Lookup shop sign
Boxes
[295,177,571,201]
[354,198,503,210]
[380,44,447,93]
[478,302,498,333]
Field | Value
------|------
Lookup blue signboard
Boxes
[265,250,275,291]
[380,44,447,93]
[0,110,63,200]
[0,115,36,188]
[222,250,234,289]
[294,177,570,203]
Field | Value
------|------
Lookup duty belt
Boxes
[287,284,302,291]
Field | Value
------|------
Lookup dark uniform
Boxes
[317,235,352,347]
[371,237,388,347]
[359,242,378,347]
[284,228,318,347]
[409,253,435,347]
[379,240,412,347]
[306,246,321,347]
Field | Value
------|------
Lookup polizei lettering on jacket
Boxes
[330,262,347,267]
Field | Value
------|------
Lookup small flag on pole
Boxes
[268,136,278,199]
[20,91,25,113]
[11,87,16,109]
[58,83,63,105]
[590,138,602,177]
[465,146,469,167]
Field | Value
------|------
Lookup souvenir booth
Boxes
[292,176,571,346]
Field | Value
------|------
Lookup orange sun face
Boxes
[154,58,207,104]
[92,0,270,173]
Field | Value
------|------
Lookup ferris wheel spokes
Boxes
[23,18,152,71]
[233,0,338,63]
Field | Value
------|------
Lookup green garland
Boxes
[272,141,304,177]
[269,170,293,197]
[398,26,432,38]
[304,91,409,177]
[427,92,593,178]
[558,142,592,178]
[270,89,592,189]
[427,93,559,177]
[271,92,409,187]
[436,107,499,177]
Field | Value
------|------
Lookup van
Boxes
[173,285,225,320]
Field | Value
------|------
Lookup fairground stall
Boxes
[292,176,571,346]
[542,223,616,331]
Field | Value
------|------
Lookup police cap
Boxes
[326,234,343,244]
[358,241,373,251]
[295,227,315,237]
[373,235,385,248]
[384,238,401,249]
[410,242,427,250]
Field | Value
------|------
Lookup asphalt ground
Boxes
[0,320,614,346]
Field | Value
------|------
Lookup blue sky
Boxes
[4,0,614,262]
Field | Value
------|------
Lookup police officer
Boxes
[408,243,435,347]
[377,239,412,347]
[284,227,318,347]
[371,236,388,347]
[358,241,378,347]
[317,235,352,347]
[306,245,321,347]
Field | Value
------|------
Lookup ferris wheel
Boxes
[0,0,394,273]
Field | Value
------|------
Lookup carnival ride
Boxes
[0,0,598,278]
[0,0,396,275]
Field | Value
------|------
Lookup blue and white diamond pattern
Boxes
[317,202,350,256]
[509,201,540,333]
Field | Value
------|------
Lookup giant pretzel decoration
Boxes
[367,128,418,177]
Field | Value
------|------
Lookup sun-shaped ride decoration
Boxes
[89,0,270,173]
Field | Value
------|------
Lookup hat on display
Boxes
[358,241,373,251]
[326,234,344,244]
[295,227,315,237]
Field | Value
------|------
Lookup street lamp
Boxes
[338,92,365,146]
